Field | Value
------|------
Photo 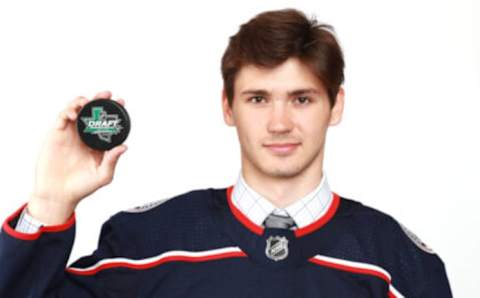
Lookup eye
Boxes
[248,96,266,104]
[295,96,311,105]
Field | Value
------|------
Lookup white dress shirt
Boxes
[231,170,333,229]
[15,205,45,233]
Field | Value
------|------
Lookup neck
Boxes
[241,151,325,209]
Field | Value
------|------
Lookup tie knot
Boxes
[263,213,297,230]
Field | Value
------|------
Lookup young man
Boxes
[0,8,452,297]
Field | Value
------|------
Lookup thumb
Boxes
[97,144,128,184]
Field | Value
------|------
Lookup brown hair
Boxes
[221,8,345,109]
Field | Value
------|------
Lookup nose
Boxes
[267,101,294,134]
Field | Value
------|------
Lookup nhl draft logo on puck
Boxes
[77,98,131,151]
[265,235,289,261]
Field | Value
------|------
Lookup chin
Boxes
[259,161,305,179]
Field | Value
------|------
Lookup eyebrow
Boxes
[240,88,320,96]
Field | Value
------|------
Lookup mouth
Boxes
[263,143,300,155]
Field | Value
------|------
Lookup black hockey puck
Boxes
[76,98,130,151]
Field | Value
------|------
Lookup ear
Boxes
[329,86,344,126]
[222,88,235,127]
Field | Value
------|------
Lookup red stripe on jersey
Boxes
[67,250,248,276]
[309,255,403,297]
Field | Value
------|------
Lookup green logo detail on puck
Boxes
[81,106,123,143]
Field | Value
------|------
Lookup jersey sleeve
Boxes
[0,203,139,297]
[383,218,453,297]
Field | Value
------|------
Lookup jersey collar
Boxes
[229,170,339,237]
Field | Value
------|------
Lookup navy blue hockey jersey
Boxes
[0,186,452,297]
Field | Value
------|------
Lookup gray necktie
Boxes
[263,213,297,230]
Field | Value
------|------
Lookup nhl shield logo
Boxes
[265,236,289,261]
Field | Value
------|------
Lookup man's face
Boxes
[222,57,344,180]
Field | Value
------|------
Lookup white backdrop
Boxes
[0,0,478,295]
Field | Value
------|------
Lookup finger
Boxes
[93,90,112,100]
[65,107,78,121]
[55,114,67,130]
[59,104,82,126]
[97,144,128,185]
[68,96,89,111]
[116,98,125,106]
[55,96,89,131]
[55,110,70,130]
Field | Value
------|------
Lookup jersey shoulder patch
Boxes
[123,198,170,213]
[399,222,435,254]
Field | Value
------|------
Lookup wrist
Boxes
[27,194,77,226]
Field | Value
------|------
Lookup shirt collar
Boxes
[231,170,333,229]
